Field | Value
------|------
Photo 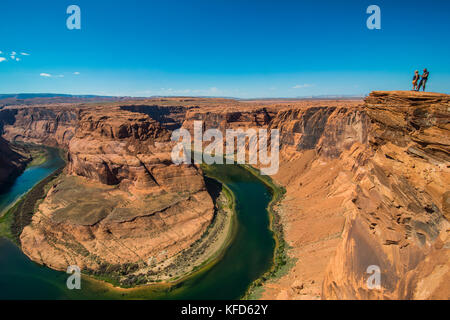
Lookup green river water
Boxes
[0,149,276,299]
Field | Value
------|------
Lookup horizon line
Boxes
[0,92,370,101]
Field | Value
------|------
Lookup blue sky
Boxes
[0,0,449,98]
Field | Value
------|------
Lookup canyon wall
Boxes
[0,105,79,147]
[0,137,30,190]
[253,91,449,300]
[119,94,449,299]
[0,105,78,189]
[19,108,214,274]
[182,105,274,133]
[322,91,449,299]
[120,105,187,130]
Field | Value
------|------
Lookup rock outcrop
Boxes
[322,91,449,299]
[0,105,78,147]
[20,108,214,274]
[183,105,274,133]
[270,106,368,160]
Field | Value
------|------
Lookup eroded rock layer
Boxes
[257,91,449,300]
[19,109,214,272]
[322,91,449,299]
[1,105,78,147]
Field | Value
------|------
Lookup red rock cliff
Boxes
[20,108,214,275]
[1,105,78,147]
[322,91,449,299]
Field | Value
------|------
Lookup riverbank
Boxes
[25,147,49,168]
[240,165,294,300]
[1,159,238,291]
[1,157,278,299]
[68,169,240,298]
[76,164,281,297]
[0,146,66,241]
[0,167,63,243]
[81,168,237,288]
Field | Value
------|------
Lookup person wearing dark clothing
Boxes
[412,70,420,91]
[418,68,429,91]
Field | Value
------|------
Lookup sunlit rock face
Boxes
[20,108,214,272]
[322,91,450,299]
[0,106,78,147]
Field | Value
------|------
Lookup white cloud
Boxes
[0,50,30,63]
[0,57,6,62]
[39,73,65,78]
[292,84,312,89]
[73,71,80,75]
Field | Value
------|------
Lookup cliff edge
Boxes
[255,91,449,300]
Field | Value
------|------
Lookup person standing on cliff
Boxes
[412,70,420,91]
[418,68,430,91]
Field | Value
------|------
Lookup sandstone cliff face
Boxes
[20,109,214,272]
[251,102,370,299]
[0,137,30,190]
[250,92,449,300]
[67,109,170,187]
[120,105,187,130]
[322,91,449,300]
[182,106,274,133]
[228,92,449,300]
[0,105,78,147]
[269,106,368,160]
[181,102,366,160]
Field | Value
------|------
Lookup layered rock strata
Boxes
[322,91,449,299]
[0,105,78,147]
[20,109,214,274]
[257,91,449,300]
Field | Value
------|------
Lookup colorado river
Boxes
[0,150,276,299]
